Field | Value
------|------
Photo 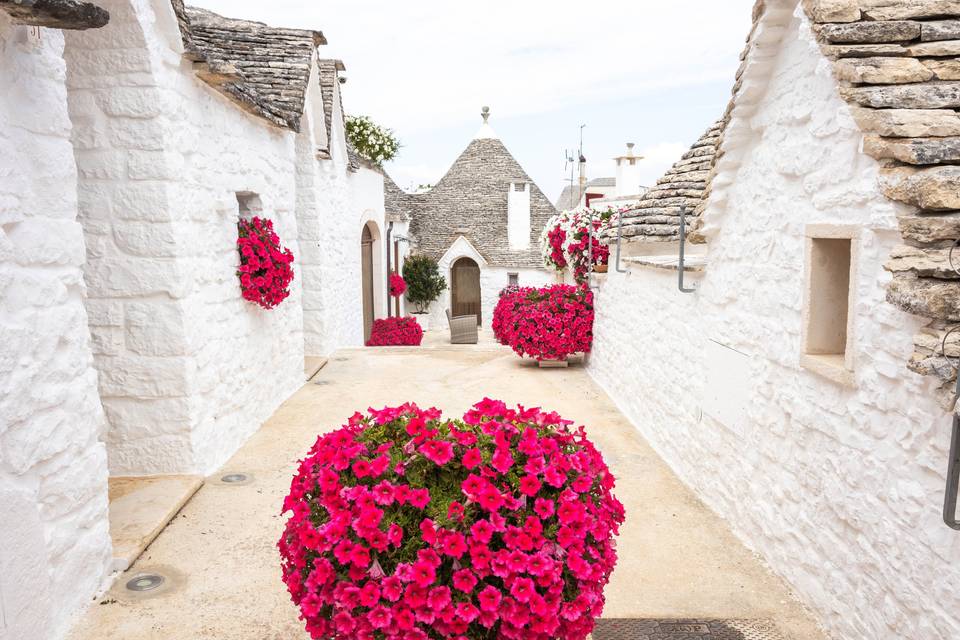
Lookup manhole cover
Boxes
[125,574,164,592]
[221,473,249,483]
[592,619,783,640]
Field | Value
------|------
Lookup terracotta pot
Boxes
[594,264,608,273]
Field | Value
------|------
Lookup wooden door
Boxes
[451,257,481,325]
[361,225,374,341]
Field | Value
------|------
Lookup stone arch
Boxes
[360,218,384,341]
[451,256,482,325]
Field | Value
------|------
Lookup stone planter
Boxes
[411,312,430,332]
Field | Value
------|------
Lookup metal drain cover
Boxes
[125,574,164,592]
[592,619,784,640]
[221,473,248,483]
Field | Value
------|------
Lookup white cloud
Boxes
[188,0,755,133]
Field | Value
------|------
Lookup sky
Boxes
[192,0,757,204]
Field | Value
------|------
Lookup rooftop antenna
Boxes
[562,124,586,210]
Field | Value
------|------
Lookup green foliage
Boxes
[402,254,447,313]
[345,115,400,166]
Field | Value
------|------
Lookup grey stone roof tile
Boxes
[175,3,324,132]
[0,0,108,29]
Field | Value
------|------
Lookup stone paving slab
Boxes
[71,347,825,640]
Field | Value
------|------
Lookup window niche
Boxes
[800,224,859,387]
[508,272,519,286]
[236,192,263,220]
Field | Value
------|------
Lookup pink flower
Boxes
[452,569,477,593]
[518,474,542,496]
[411,560,436,587]
[441,531,467,559]
[510,577,536,603]
[470,519,494,544]
[420,440,454,465]
[462,447,483,470]
[478,585,502,612]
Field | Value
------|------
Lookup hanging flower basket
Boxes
[539,207,622,283]
[389,273,407,298]
[493,285,595,361]
[278,399,624,640]
[236,216,294,309]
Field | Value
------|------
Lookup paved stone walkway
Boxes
[69,336,825,640]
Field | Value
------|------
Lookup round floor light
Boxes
[125,574,164,592]
[221,473,249,484]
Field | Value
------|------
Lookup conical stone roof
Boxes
[398,125,558,268]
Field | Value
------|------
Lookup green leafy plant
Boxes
[345,115,400,166]
[403,254,446,313]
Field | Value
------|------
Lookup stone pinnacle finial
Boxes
[481,106,490,124]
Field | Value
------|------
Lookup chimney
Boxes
[508,181,531,250]
[614,143,643,197]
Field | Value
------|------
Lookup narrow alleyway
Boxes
[69,334,824,640]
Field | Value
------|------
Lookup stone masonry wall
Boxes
[0,15,112,640]
[297,71,383,355]
[589,8,960,639]
[65,0,304,475]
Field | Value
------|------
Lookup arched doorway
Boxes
[361,224,375,341]
[451,257,482,325]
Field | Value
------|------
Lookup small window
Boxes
[513,183,526,192]
[801,225,859,387]
[508,273,519,286]
[237,192,263,219]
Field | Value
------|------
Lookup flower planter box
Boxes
[411,312,430,332]
[538,358,569,368]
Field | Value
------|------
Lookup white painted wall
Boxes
[0,16,112,640]
[588,8,960,639]
[64,0,304,475]
[507,182,531,250]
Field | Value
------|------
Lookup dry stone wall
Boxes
[590,8,959,639]
[0,15,112,640]
[803,0,960,407]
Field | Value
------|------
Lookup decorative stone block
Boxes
[821,21,920,43]
[864,135,960,164]
[835,57,933,84]
[843,82,960,109]
[921,20,960,42]
[880,165,960,209]
[803,0,862,23]
[853,107,960,137]
[861,0,960,21]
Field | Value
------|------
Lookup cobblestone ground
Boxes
[69,338,825,640]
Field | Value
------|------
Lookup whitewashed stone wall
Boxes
[64,0,304,475]
[0,16,112,640]
[297,72,386,354]
[589,10,960,639]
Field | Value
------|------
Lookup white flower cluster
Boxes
[345,115,400,166]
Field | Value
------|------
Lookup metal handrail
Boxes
[678,206,696,294]
[943,325,960,530]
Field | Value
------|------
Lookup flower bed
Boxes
[539,208,618,283]
[389,273,407,298]
[278,399,624,640]
[493,285,594,361]
[236,216,294,309]
[366,317,423,347]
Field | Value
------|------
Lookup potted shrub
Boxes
[279,399,624,640]
[403,254,447,331]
